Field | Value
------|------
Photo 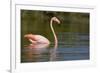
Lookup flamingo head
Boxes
[51,17,60,24]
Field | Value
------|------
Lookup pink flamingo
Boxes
[24,17,60,49]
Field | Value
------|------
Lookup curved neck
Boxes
[50,19,58,49]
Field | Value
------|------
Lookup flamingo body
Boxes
[24,34,50,49]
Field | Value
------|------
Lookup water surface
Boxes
[21,32,89,62]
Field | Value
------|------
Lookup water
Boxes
[21,32,89,63]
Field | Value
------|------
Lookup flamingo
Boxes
[24,17,60,49]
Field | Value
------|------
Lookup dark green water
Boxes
[21,10,89,63]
